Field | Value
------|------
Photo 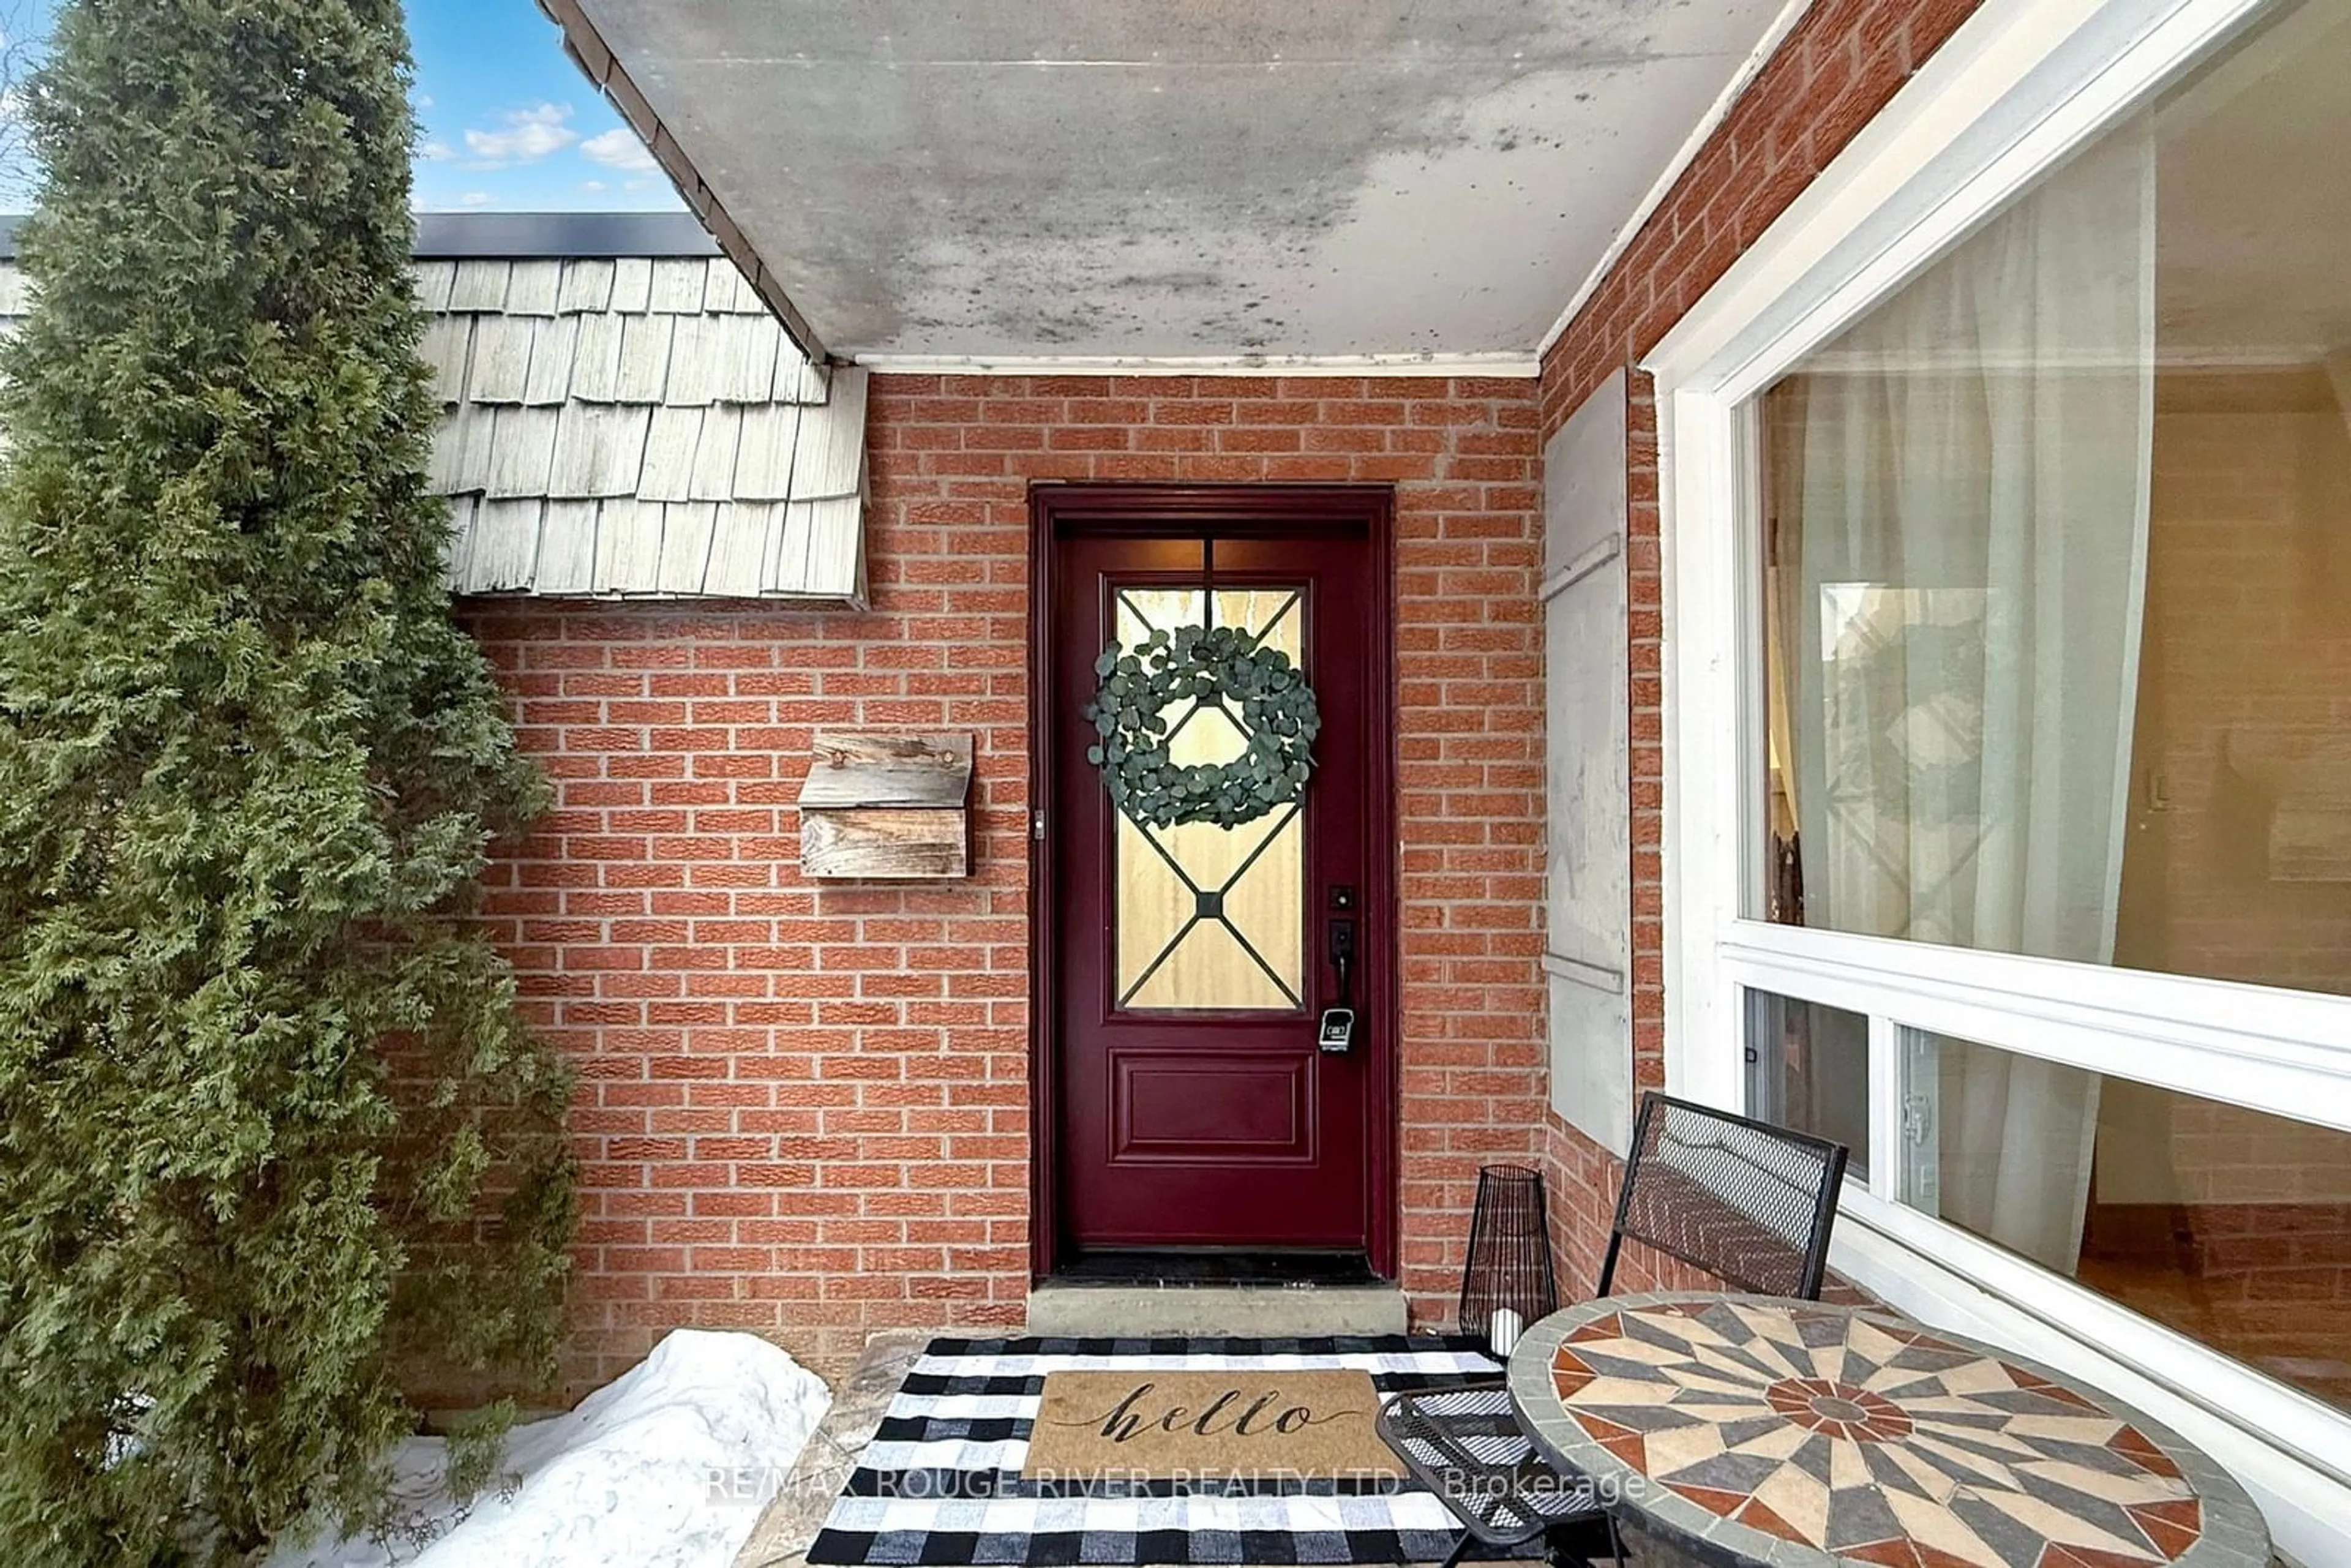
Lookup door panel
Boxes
[1049,517,1385,1257]
[1113,1051,1313,1157]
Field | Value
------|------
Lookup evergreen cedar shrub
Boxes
[0,1,577,1559]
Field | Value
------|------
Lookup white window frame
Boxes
[1642,0,2351,1558]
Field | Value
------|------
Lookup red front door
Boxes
[1040,488,1393,1266]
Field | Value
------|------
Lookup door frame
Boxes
[1027,482,1400,1282]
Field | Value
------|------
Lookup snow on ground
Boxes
[271,1329,831,1568]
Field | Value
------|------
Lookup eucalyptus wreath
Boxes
[1084,623,1322,830]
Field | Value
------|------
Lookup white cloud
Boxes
[456,192,495,209]
[580,127,658,173]
[579,179,609,193]
[416,94,435,110]
[462,103,577,166]
[420,139,455,162]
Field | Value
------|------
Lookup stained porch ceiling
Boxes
[560,0,1792,363]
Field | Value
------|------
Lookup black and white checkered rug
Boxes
[805,1335,1504,1566]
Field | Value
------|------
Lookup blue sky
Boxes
[2,0,684,213]
[407,0,683,213]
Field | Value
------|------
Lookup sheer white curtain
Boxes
[1779,126,2156,1274]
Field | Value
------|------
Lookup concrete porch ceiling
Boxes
[551,0,1796,367]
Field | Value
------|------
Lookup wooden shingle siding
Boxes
[411,258,459,312]
[790,369,868,498]
[613,315,675,403]
[639,404,702,501]
[557,258,615,315]
[468,499,546,591]
[647,257,707,313]
[703,498,775,596]
[609,257,654,313]
[567,313,628,402]
[418,253,868,605]
[688,406,744,503]
[423,255,865,606]
[0,255,869,607]
[732,403,804,501]
[486,407,560,498]
[521,317,583,407]
[468,316,536,403]
[419,316,471,401]
[655,501,719,593]
[593,497,667,591]
[447,259,512,313]
[534,500,602,594]
[502,260,563,317]
[549,403,648,498]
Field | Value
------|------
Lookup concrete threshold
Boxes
[1025,1280,1409,1337]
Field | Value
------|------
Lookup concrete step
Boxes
[1025,1281,1409,1337]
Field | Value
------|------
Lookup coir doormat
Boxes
[806,1334,1504,1567]
[1024,1370,1404,1482]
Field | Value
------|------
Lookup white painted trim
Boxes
[1716,926,2351,1133]
[1645,0,2267,393]
[847,351,1540,379]
[1658,381,1751,1114]
[1863,1012,1899,1200]
[1644,0,2351,1559]
[1534,0,1820,360]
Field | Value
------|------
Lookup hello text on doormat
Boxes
[1022,1370,1406,1482]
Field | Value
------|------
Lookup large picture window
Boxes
[1652,0,2351,1547]
[1750,0,2351,1401]
[1758,4,2351,1003]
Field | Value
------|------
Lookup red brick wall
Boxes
[1534,0,1987,1273]
[459,373,1547,1390]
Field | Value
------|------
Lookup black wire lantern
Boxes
[1458,1165,1558,1357]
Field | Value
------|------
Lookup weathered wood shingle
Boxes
[0,254,868,606]
[424,253,866,604]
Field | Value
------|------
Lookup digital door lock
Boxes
[1319,913,1357,1053]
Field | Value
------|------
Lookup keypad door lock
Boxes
[1319,916,1358,1053]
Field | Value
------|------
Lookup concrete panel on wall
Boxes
[1543,369,1632,1152]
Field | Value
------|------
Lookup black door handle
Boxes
[1327,917,1355,1008]
[1320,918,1359,1054]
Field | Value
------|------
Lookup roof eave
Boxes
[535,0,831,367]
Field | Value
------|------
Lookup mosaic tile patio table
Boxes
[1505,1291,2271,1568]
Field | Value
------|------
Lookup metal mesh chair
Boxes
[1378,1092,1850,1567]
[1599,1092,1850,1300]
[1377,1385,1615,1567]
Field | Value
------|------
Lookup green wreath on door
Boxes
[1084,623,1321,830]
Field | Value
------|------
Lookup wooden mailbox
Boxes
[796,730,974,880]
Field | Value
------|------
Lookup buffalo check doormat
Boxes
[804,1335,1502,1566]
